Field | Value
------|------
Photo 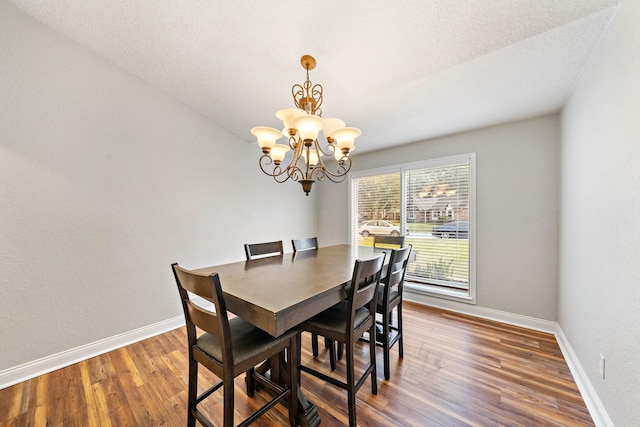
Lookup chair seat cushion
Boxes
[376,287,400,310]
[196,317,294,365]
[302,301,371,336]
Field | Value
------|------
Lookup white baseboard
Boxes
[554,326,614,427]
[0,315,184,390]
[404,292,613,427]
[404,291,558,333]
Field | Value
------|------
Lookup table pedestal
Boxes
[249,335,321,426]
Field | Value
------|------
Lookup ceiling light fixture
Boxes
[251,55,360,196]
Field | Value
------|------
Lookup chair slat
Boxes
[373,235,405,249]
[244,240,284,260]
[292,237,318,252]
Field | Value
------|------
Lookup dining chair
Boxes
[375,245,412,380]
[243,240,286,394]
[291,237,319,253]
[171,263,299,427]
[298,253,386,427]
[292,237,327,363]
[372,235,405,249]
[244,240,284,260]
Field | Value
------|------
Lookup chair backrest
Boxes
[292,237,318,253]
[373,235,405,249]
[380,245,412,302]
[244,240,284,260]
[347,253,386,328]
[171,263,233,363]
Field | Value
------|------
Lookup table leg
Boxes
[295,387,320,427]
[249,334,320,426]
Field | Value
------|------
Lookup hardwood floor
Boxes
[0,303,593,426]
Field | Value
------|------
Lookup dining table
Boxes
[193,244,393,427]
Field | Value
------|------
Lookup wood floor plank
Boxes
[1,380,24,419]
[78,360,101,426]
[0,303,594,426]
[91,380,113,427]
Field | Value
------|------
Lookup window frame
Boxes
[348,153,476,304]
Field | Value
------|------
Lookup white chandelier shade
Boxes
[322,118,346,140]
[293,114,324,142]
[250,126,282,152]
[333,127,361,153]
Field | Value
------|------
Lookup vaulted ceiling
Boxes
[7,0,620,153]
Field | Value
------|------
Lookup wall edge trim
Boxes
[0,315,184,390]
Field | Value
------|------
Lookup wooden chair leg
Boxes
[337,342,344,361]
[311,333,319,357]
[187,359,198,427]
[223,372,235,427]
[297,331,303,387]
[346,341,357,427]
[246,368,256,396]
[369,323,378,395]
[329,340,337,371]
[383,310,391,380]
[398,303,404,358]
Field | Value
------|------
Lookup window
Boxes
[349,154,476,303]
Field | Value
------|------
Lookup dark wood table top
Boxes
[193,244,389,337]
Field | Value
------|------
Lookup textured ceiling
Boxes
[7,0,620,153]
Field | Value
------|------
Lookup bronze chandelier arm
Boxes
[286,164,306,182]
[259,155,293,183]
[308,155,352,183]
[259,153,310,184]
[313,139,337,157]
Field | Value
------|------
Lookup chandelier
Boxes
[251,55,360,195]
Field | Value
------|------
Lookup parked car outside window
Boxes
[432,221,469,239]
[358,220,408,237]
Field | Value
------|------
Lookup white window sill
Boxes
[404,281,475,305]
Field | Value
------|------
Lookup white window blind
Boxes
[350,172,401,245]
[405,162,470,289]
[350,154,475,299]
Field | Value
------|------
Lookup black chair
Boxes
[292,237,329,362]
[372,235,405,249]
[298,254,386,427]
[291,237,319,253]
[172,263,299,427]
[244,240,284,260]
[375,245,412,380]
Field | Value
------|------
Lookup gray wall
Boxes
[560,0,640,425]
[319,115,561,321]
[0,3,317,372]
